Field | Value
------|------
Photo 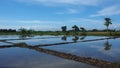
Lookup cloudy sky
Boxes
[0,0,120,31]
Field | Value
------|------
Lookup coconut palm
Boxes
[104,18,112,33]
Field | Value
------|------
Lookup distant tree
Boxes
[19,28,34,36]
[27,29,34,35]
[80,27,86,31]
[72,25,80,35]
[19,28,27,34]
[61,26,67,32]
[0,29,16,32]
[104,18,112,33]
[80,27,86,35]
[61,26,67,35]
[92,29,98,32]
[72,25,80,31]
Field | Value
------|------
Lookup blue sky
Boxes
[0,0,120,31]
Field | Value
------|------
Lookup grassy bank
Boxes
[86,32,120,36]
[0,31,120,36]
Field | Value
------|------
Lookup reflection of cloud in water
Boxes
[0,47,96,68]
[0,42,11,46]
[22,60,96,68]
[44,40,120,62]
[90,45,120,56]
[89,44,120,62]
[1,56,96,68]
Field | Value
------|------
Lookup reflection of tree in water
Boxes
[80,36,86,40]
[19,34,34,39]
[0,37,120,68]
[61,36,86,41]
[61,36,67,41]
[104,39,112,51]
[0,42,119,68]
[72,36,79,42]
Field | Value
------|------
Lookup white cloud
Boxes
[56,9,79,14]
[90,5,120,17]
[1,18,119,30]
[0,25,59,31]
[68,18,103,23]
[110,23,120,30]
[15,0,102,6]
[0,20,61,31]
[0,20,61,24]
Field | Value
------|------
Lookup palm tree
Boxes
[104,18,112,33]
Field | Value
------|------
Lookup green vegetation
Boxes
[61,26,67,35]
[0,28,120,36]
[104,18,112,33]
[80,27,86,35]
[1,30,120,36]
[0,18,120,36]
[19,28,34,35]
[72,25,80,35]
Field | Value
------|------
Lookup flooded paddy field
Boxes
[0,35,120,68]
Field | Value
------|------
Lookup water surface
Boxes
[0,35,119,68]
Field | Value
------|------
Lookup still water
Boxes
[0,35,120,68]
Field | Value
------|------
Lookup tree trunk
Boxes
[107,27,109,35]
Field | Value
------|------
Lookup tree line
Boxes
[0,18,120,36]
[61,18,117,35]
[0,29,16,32]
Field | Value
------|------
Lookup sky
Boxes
[0,0,120,31]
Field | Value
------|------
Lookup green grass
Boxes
[0,31,120,36]
[86,32,120,36]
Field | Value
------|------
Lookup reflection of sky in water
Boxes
[0,35,119,68]
[0,42,11,46]
[6,36,107,46]
[8,37,68,46]
[0,35,19,40]
[42,38,120,62]
[0,48,96,68]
